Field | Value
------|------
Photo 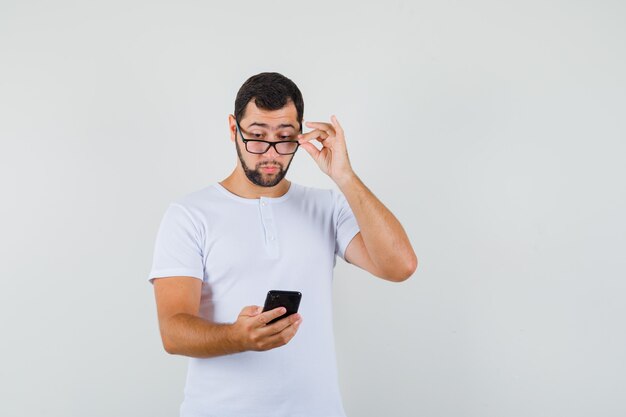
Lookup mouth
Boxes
[259,164,281,174]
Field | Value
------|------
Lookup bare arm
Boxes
[298,116,418,282]
[153,276,302,358]
[339,174,417,282]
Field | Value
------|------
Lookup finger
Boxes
[330,115,344,133]
[299,142,321,160]
[258,313,302,337]
[239,305,262,317]
[297,129,329,143]
[256,306,287,326]
[305,121,335,135]
[263,318,302,348]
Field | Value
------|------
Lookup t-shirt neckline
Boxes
[214,182,297,204]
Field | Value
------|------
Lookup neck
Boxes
[220,169,291,199]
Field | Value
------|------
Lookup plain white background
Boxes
[1,1,625,416]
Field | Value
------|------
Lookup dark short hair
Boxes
[234,72,304,128]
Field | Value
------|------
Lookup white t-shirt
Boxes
[148,182,360,417]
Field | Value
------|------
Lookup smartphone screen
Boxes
[262,290,302,325]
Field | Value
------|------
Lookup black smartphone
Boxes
[262,290,302,325]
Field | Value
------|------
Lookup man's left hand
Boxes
[297,115,355,185]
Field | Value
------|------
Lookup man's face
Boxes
[231,101,300,188]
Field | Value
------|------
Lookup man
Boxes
[148,72,417,417]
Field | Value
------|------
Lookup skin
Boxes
[221,101,300,198]
[153,100,418,358]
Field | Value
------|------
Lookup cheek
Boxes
[245,154,264,167]
[284,154,296,165]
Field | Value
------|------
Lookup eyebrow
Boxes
[246,122,297,130]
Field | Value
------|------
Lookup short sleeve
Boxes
[147,203,204,284]
[332,189,360,261]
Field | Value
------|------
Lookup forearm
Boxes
[160,313,242,359]
[337,173,417,277]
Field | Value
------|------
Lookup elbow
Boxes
[161,335,178,355]
[405,254,418,280]
[163,342,176,355]
[384,254,418,282]
[159,323,180,355]
[159,313,188,355]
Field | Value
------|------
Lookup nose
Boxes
[264,143,280,158]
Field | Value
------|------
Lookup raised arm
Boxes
[298,116,418,282]
[338,175,417,281]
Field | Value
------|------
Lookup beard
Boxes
[235,139,295,187]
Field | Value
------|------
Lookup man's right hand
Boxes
[231,305,302,352]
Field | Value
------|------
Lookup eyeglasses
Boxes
[235,120,301,155]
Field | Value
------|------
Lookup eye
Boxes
[280,136,292,140]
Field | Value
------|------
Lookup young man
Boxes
[148,72,417,417]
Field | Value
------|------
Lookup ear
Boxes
[228,114,237,143]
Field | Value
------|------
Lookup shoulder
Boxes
[290,182,338,203]
[172,184,220,208]
[288,183,341,214]
[163,184,224,229]
[288,183,350,220]
[170,183,234,214]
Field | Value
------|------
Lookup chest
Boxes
[203,202,336,271]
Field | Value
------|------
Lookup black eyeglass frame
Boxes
[235,119,302,155]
